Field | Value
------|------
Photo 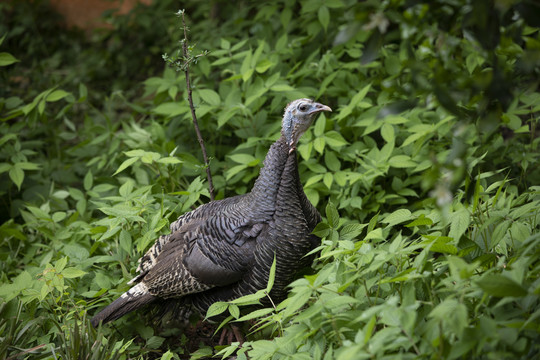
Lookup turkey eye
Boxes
[299,105,308,111]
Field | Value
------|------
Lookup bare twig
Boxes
[166,10,215,200]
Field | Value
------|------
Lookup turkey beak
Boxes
[308,103,332,115]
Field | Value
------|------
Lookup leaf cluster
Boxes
[0,0,539,359]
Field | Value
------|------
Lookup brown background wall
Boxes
[49,0,152,29]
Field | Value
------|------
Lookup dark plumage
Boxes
[90,99,331,327]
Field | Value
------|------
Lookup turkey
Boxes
[90,98,331,328]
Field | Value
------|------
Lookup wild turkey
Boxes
[90,98,331,327]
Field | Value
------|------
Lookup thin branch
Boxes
[176,10,215,200]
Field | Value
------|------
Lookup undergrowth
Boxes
[0,0,539,359]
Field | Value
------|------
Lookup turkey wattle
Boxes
[90,99,331,327]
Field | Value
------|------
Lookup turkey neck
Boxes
[249,136,295,212]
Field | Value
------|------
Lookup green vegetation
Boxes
[1,0,539,359]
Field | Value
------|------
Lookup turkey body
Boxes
[90,99,330,327]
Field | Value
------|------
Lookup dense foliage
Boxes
[1,0,539,359]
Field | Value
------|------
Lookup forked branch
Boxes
[163,10,215,200]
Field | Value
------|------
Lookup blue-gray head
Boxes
[282,98,332,151]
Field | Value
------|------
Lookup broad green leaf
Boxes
[84,170,93,191]
[448,208,470,241]
[0,52,19,66]
[312,222,331,238]
[52,211,66,223]
[318,6,330,31]
[236,308,274,322]
[406,214,433,227]
[62,267,86,278]
[114,157,139,175]
[220,38,230,49]
[205,301,229,319]
[229,153,256,164]
[429,298,468,337]
[157,156,182,164]
[119,229,132,253]
[421,236,457,254]
[382,209,412,227]
[16,162,40,170]
[326,202,339,228]
[323,172,333,189]
[388,155,416,168]
[225,164,248,180]
[255,59,273,73]
[9,164,24,189]
[229,304,240,319]
[0,163,11,174]
[152,102,188,117]
[324,151,340,171]
[380,123,395,143]
[476,274,528,297]
[270,84,295,92]
[46,89,70,102]
[339,223,366,240]
[324,131,348,147]
[198,89,221,106]
[160,350,175,360]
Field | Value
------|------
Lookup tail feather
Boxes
[91,283,156,328]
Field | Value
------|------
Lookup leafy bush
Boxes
[0,0,539,359]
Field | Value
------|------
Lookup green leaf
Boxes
[236,308,274,322]
[270,84,295,92]
[220,38,230,49]
[406,214,433,227]
[229,304,240,319]
[421,236,457,254]
[114,157,139,175]
[266,256,276,292]
[0,163,11,174]
[153,102,188,117]
[84,170,93,191]
[16,162,40,170]
[339,223,366,240]
[146,336,166,349]
[79,83,88,101]
[198,89,221,106]
[225,164,248,180]
[229,153,256,164]
[157,156,182,165]
[9,164,24,190]
[283,290,312,318]
[388,155,417,168]
[326,202,339,228]
[119,229,132,253]
[324,151,340,171]
[448,208,470,241]
[324,131,348,147]
[46,89,70,102]
[206,302,229,319]
[62,267,87,278]
[382,209,412,227]
[318,6,330,31]
[476,274,528,297]
[323,172,333,189]
[0,52,19,66]
[190,347,213,360]
[380,123,395,143]
[429,298,468,337]
[160,350,175,360]
[255,59,273,73]
[312,222,331,238]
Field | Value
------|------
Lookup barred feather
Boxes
[90,99,330,327]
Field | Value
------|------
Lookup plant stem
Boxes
[180,11,215,201]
